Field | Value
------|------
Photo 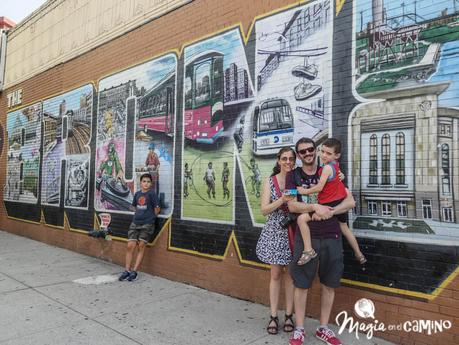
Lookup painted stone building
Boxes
[0,1,458,345]
[351,83,459,238]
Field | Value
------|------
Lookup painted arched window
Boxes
[396,132,405,185]
[441,144,451,195]
[381,134,390,185]
[369,134,378,184]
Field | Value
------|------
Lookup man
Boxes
[287,137,355,345]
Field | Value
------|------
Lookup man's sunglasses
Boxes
[297,147,316,155]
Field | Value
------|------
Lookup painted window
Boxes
[396,132,405,185]
[369,134,378,184]
[381,201,392,216]
[422,199,432,219]
[397,201,407,217]
[381,134,390,185]
[441,144,451,195]
[442,207,454,223]
[368,200,377,215]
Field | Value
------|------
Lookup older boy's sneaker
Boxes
[127,271,138,281]
[118,271,130,281]
[288,328,305,345]
[316,327,342,345]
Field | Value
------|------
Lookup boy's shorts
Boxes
[289,230,344,289]
[322,198,348,223]
[128,222,155,243]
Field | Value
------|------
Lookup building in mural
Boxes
[95,53,176,216]
[41,85,93,208]
[4,103,42,204]
[352,0,459,243]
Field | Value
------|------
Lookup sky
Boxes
[356,0,459,32]
[0,0,48,24]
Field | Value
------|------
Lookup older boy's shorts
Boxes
[128,222,155,243]
[289,230,344,289]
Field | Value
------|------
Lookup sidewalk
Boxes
[0,230,394,345]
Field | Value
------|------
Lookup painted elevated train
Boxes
[138,71,175,136]
[184,51,224,144]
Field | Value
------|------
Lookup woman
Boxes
[256,147,296,335]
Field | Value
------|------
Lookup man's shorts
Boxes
[128,222,155,243]
[289,230,343,289]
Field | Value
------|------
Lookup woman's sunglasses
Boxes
[297,147,316,155]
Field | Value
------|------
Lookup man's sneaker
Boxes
[316,327,342,345]
[118,271,130,281]
[127,271,138,281]
[288,328,305,345]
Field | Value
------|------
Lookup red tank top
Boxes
[317,162,347,204]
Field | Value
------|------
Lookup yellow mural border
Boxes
[4,0,458,302]
[342,265,459,300]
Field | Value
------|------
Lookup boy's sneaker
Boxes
[288,328,305,345]
[127,271,138,281]
[118,271,130,281]
[316,327,342,345]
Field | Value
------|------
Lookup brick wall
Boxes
[1,1,458,344]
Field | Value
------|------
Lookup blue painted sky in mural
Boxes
[43,84,93,116]
[98,54,176,92]
[185,29,248,70]
[429,40,459,108]
[356,0,458,32]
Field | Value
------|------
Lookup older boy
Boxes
[119,173,160,281]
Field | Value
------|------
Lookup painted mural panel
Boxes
[181,29,254,223]
[4,103,42,204]
[95,53,176,216]
[41,84,93,208]
[238,0,333,224]
[353,0,459,243]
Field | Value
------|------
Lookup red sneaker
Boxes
[316,327,342,345]
[288,328,305,345]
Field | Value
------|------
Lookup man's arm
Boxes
[331,189,356,215]
[285,169,333,219]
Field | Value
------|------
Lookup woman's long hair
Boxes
[271,147,296,176]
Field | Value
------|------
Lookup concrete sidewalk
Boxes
[0,230,394,345]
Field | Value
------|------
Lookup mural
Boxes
[41,85,93,208]
[4,102,42,204]
[95,53,176,217]
[352,0,459,243]
[240,0,333,224]
[2,0,458,299]
[181,29,254,223]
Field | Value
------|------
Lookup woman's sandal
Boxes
[356,254,367,265]
[267,315,279,335]
[297,249,317,265]
[283,314,294,332]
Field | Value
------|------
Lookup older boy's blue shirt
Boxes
[132,189,159,225]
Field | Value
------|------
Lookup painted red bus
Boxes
[138,71,175,136]
[184,51,224,144]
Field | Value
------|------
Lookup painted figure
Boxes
[250,158,261,198]
[222,162,230,199]
[184,162,193,198]
[104,110,114,139]
[203,162,216,199]
[99,142,124,182]
[145,142,160,192]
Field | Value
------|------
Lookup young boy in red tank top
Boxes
[295,138,366,265]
